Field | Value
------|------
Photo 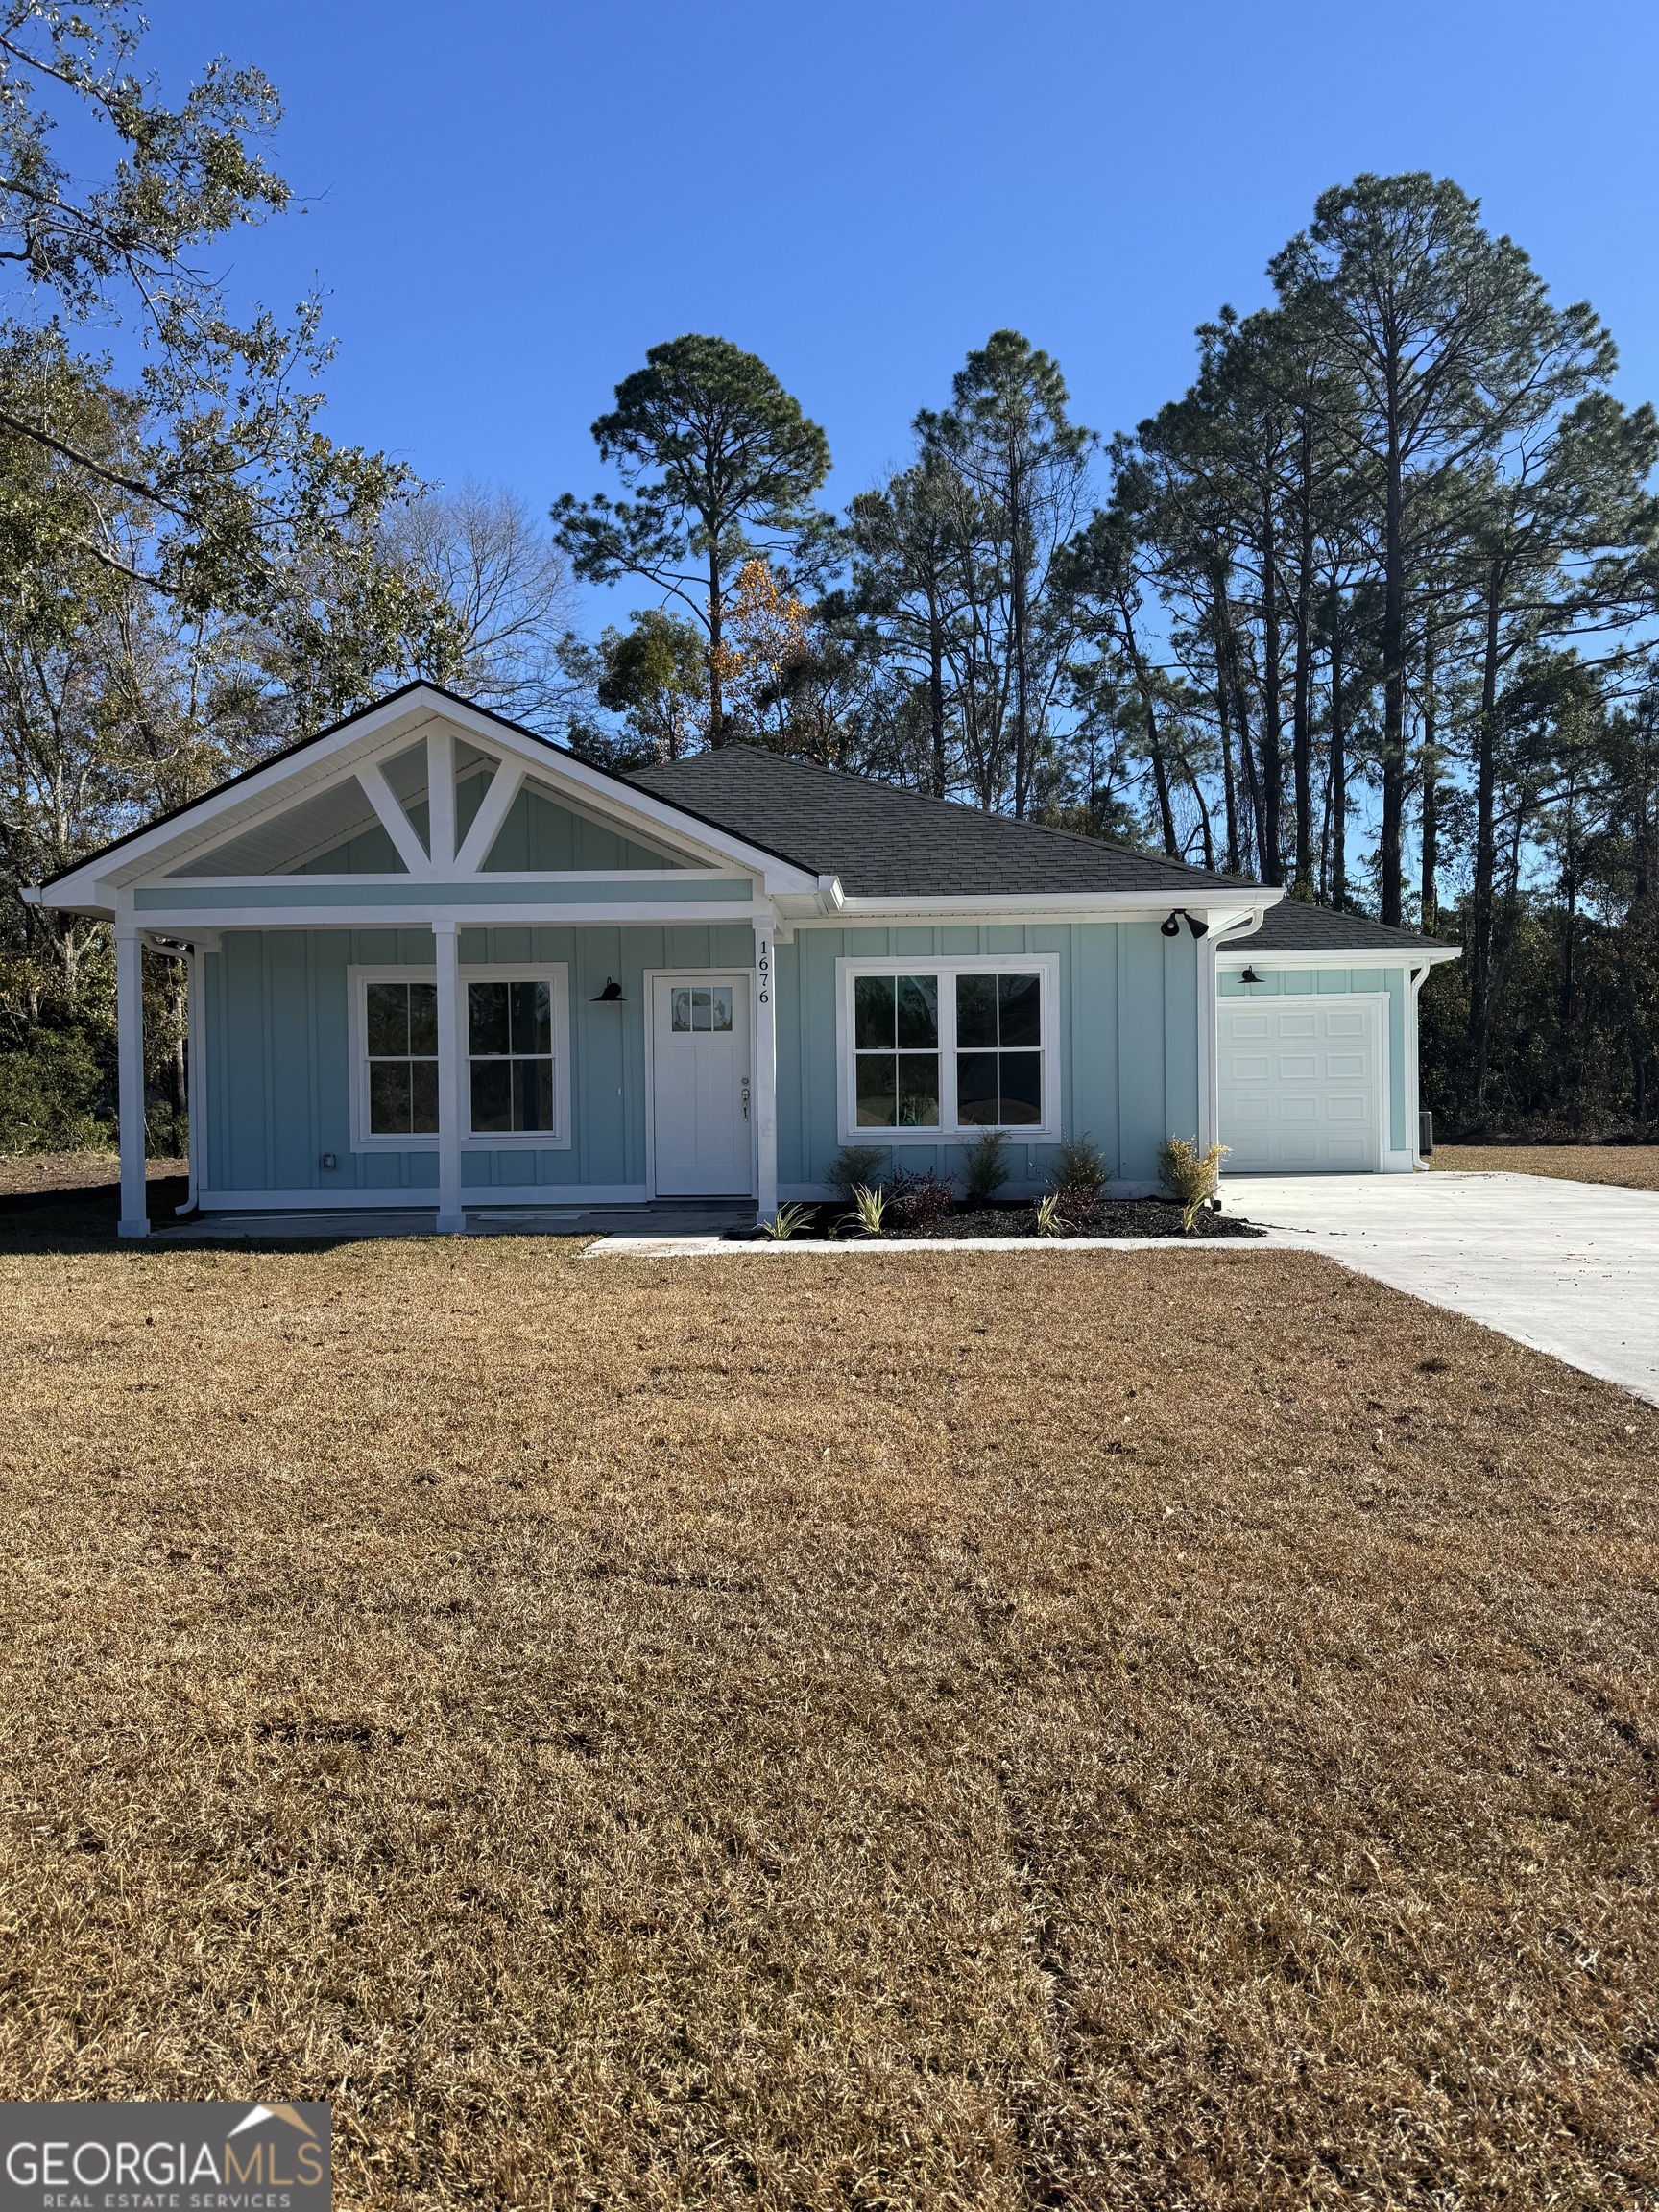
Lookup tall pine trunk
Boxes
[1259,498,1285,885]
[927,584,946,798]
[1291,419,1315,890]
[1328,581,1347,911]
[1468,560,1503,1098]
[1009,444,1031,818]
[1379,381,1407,924]
[1419,618,1439,930]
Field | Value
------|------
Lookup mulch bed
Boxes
[733,1195,1264,1240]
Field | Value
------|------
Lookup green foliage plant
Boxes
[827,1144,888,1199]
[1049,1135,1106,1203]
[961,1129,1011,1205]
[1159,1136,1230,1234]
[760,1202,813,1242]
[1033,1192,1066,1238]
[840,1184,887,1238]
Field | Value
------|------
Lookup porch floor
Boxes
[153,1198,758,1242]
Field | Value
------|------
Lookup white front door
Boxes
[650,974,754,1196]
[1218,997,1383,1172]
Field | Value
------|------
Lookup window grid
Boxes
[843,962,1051,1138]
[351,966,569,1151]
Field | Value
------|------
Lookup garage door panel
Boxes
[1218,997,1382,1174]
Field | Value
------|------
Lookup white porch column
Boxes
[434,919,466,1233]
[753,917,778,1220]
[115,926,149,1238]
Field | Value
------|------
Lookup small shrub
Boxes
[761,1202,814,1241]
[960,1129,1010,1205]
[841,1183,887,1237]
[1159,1135,1230,1233]
[827,1144,888,1199]
[886,1168,955,1231]
[1048,1135,1106,1212]
[1033,1191,1067,1238]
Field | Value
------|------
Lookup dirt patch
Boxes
[1435,1143,1659,1192]
[0,1147,185,1197]
[1,1238,1655,2206]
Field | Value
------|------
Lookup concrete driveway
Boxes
[1230,1171,1659,1405]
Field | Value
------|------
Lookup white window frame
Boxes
[348,963,572,1152]
[834,952,1061,1144]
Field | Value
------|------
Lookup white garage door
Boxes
[1218,998,1382,1173]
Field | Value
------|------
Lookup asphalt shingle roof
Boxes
[628,747,1257,900]
[1240,900,1452,958]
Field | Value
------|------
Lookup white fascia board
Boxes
[122,899,774,931]
[36,685,821,906]
[821,890,1277,924]
[1214,942,1462,968]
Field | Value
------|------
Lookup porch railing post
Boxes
[434,919,465,1233]
[754,918,778,1221]
[115,925,149,1238]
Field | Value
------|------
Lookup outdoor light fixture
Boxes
[1240,966,1261,985]
[1160,912,1181,938]
[1185,911,1208,939]
[592,977,624,1001]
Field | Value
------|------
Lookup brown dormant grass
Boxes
[1434,1144,1659,1192]
[1,1232,1656,2209]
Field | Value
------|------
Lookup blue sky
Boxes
[142,0,1659,630]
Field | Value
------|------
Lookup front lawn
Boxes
[1434,1143,1659,1192]
[1,1233,1655,2208]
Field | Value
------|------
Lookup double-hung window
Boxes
[839,954,1058,1142]
[350,964,571,1150]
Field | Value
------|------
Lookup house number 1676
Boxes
[757,941,772,1005]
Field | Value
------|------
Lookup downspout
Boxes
[1408,962,1431,1170]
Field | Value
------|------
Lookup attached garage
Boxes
[1212,902,1461,1177]
[1218,997,1383,1172]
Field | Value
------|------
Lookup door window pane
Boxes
[671,988,693,1033]
[709,986,733,1032]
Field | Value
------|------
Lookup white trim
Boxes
[834,952,1062,1145]
[821,894,1278,923]
[642,966,758,1201]
[115,926,149,1238]
[433,923,464,1231]
[34,687,823,902]
[197,1182,652,1212]
[427,727,458,873]
[1216,990,1391,1178]
[356,759,433,878]
[346,962,573,1155]
[1215,943,1461,970]
[121,900,770,931]
[147,867,716,889]
[754,921,778,1218]
[453,758,526,873]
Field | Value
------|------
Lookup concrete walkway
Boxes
[1231,1171,1659,1406]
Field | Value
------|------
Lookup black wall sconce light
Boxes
[1160,911,1181,938]
[1162,910,1209,940]
[592,976,624,1002]
[1240,966,1262,985]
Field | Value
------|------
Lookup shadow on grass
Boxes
[0,1177,388,1257]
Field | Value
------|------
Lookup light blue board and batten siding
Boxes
[201,923,756,1196]
[1217,965,1410,1153]
[777,920,1200,1193]
[289,776,693,876]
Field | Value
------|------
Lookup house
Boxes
[27,683,1461,1237]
